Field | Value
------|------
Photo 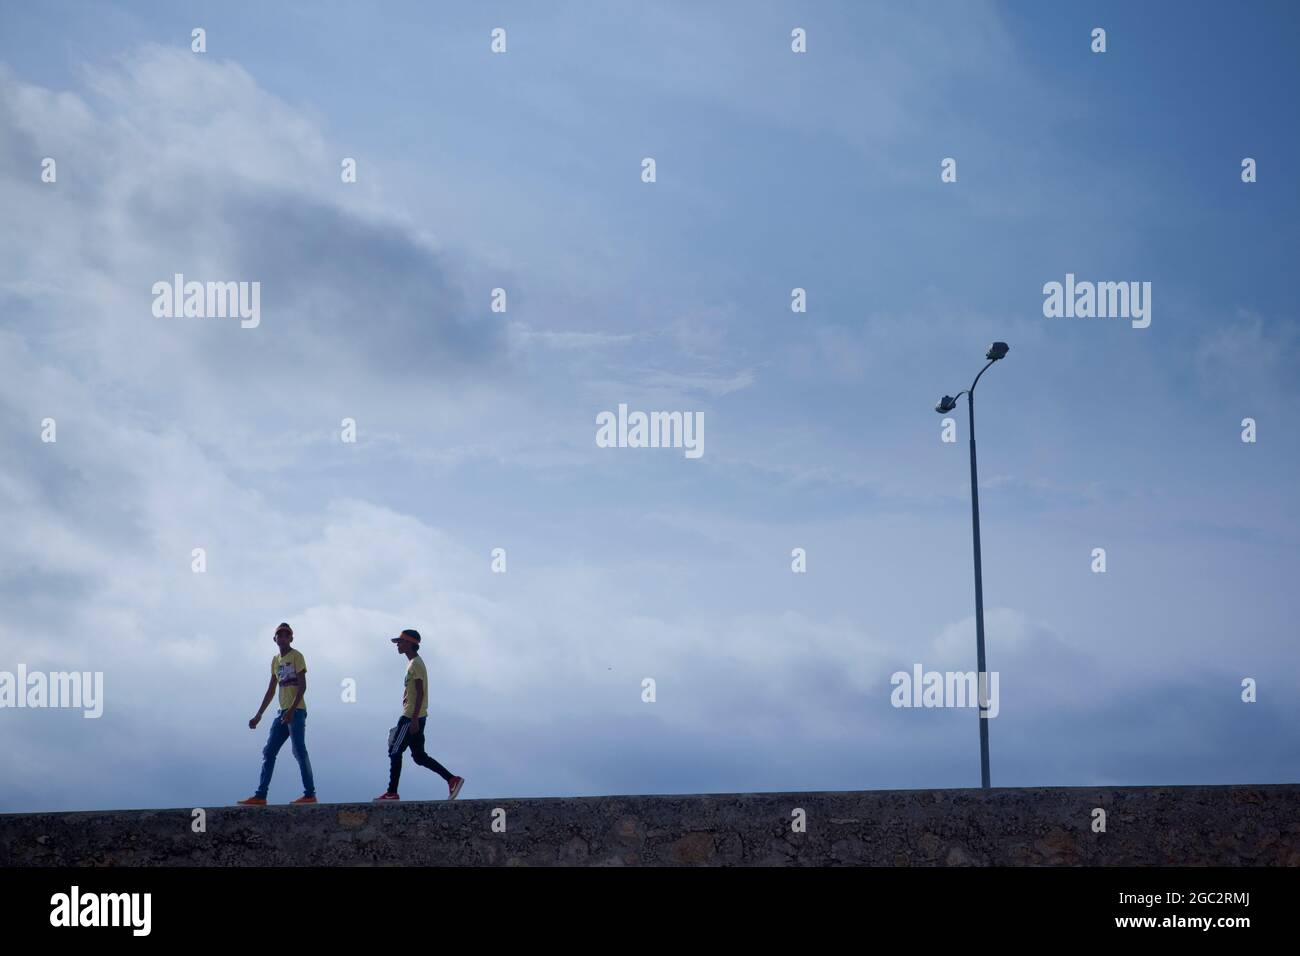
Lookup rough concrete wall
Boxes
[2,785,1298,866]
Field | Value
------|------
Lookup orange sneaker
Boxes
[237,796,267,806]
[290,796,318,804]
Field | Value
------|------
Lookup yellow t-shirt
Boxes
[402,655,429,719]
[273,649,307,713]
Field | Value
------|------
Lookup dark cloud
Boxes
[119,182,503,379]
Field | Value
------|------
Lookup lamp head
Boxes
[935,395,958,414]
[985,342,1009,361]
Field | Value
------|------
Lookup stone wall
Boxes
[2,784,1297,866]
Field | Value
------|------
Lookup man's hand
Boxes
[249,715,261,730]
[281,709,293,726]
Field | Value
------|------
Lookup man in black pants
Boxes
[374,628,464,801]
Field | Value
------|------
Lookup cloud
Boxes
[1194,309,1300,405]
[1,47,504,422]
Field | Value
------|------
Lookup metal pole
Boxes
[967,390,991,789]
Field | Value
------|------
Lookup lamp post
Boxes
[935,342,1009,789]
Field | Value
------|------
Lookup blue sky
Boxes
[1,1,1297,813]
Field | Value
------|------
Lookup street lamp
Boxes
[935,342,1009,789]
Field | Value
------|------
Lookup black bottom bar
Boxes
[0,865,1282,939]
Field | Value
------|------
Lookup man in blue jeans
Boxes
[238,622,317,805]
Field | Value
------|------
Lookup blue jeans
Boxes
[255,708,315,798]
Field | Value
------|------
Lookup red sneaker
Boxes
[373,792,400,801]
[448,776,465,800]
[237,796,267,806]
[290,796,318,804]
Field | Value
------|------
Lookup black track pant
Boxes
[388,715,453,794]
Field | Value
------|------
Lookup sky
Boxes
[0,1,1297,814]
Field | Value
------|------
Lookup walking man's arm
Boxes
[282,672,306,725]
[411,678,424,726]
[250,673,276,729]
